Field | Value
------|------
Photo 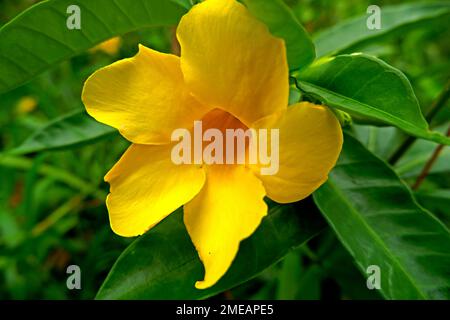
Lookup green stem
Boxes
[0,155,106,200]
[300,244,319,262]
[31,196,84,237]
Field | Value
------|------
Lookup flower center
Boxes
[201,108,248,134]
[170,108,279,175]
[198,108,251,165]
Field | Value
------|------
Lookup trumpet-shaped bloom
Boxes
[82,0,343,289]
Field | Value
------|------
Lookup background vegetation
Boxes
[0,0,449,299]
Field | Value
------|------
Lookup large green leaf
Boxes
[242,0,315,71]
[0,0,187,94]
[352,125,401,160]
[314,2,450,57]
[319,233,382,300]
[416,189,450,212]
[296,54,450,145]
[313,133,450,299]
[96,201,325,299]
[8,111,116,155]
[415,189,450,226]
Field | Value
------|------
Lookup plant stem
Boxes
[0,155,106,200]
[389,78,450,165]
[31,196,84,237]
[300,244,319,262]
[412,125,450,190]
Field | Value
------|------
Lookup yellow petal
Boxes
[82,44,209,144]
[253,102,343,203]
[16,96,38,114]
[105,143,205,237]
[177,0,288,126]
[184,165,267,289]
[90,37,122,55]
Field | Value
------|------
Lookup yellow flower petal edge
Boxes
[82,45,210,145]
[105,143,206,237]
[90,37,122,56]
[184,165,267,289]
[251,102,343,203]
[177,0,289,126]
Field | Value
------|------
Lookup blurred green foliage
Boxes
[0,0,448,299]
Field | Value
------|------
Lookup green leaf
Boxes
[352,125,401,160]
[294,265,323,300]
[320,234,382,300]
[397,148,450,178]
[296,54,450,145]
[96,202,325,299]
[0,0,187,94]
[314,2,450,57]
[169,0,194,10]
[275,251,303,299]
[395,126,450,178]
[415,189,450,225]
[313,133,450,299]
[242,0,315,71]
[9,111,116,155]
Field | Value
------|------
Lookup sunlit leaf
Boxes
[296,54,450,145]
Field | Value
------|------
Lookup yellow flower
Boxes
[82,0,342,289]
[16,96,37,114]
[90,37,121,56]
